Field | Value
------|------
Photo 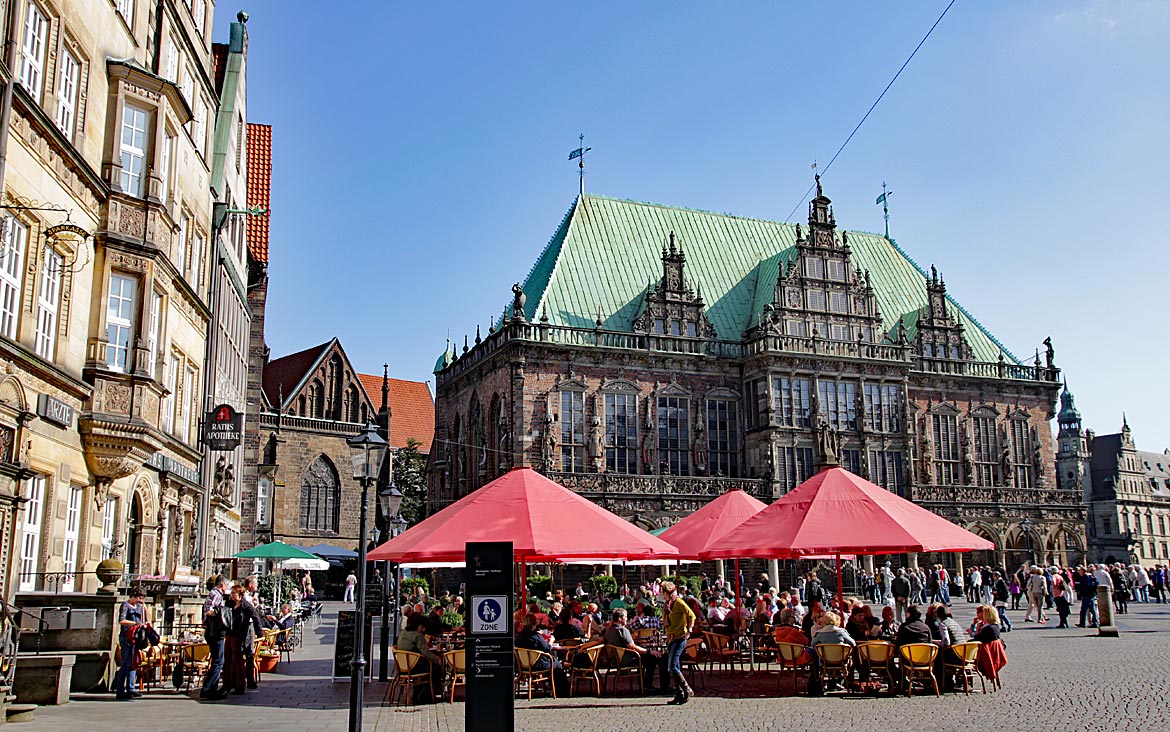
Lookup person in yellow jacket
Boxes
[661,581,696,704]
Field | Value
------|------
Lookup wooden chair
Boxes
[702,631,742,674]
[514,648,556,700]
[814,644,854,693]
[774,642,812,696]
[273,628,295,664]
[680,637,706,690]
[443,649,466,703]
[390,649,433,706]
[856,641,897,694]
[898,643,940,697]
[181,643,210,691]
[944,642,984,695]
[568,643,604,697]
[603,645,643,695]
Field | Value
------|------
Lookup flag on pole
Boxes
[568,146,591,160]
[875,192,887,205]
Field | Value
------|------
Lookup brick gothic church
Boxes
[429,181,1087,570]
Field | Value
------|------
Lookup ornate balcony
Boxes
[548,471,769,500]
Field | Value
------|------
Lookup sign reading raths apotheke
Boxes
[37,393,74,428]
[202,404,243,450]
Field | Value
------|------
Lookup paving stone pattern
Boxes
[20,600,1170,732]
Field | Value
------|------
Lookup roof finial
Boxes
[1122,412,1129,430]
[380,363,389,412]
[568,133,591,196]
[475,324,482,345]
[876,180,893,240]
[462,334,469,354]
[669,231,676,255]
[595,304,603,329]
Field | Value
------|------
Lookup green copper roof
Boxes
[519,194,1017,364]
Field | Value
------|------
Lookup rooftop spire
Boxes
[380,363,389,413]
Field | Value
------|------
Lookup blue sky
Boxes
[216,1,1170,450]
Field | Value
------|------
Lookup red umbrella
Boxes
[368,467,678,607]
[659,489,767,611]
[702,467,994,608]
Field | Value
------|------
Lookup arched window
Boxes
[346,384,361,423]
[300,456,339,532]
[310,380,325,418]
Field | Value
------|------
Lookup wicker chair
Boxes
[814,643,854,693]
[568,643,604,697]
[602,645,644,695]
[856,641,897,694]
[774,642,812,696]
[390,649,433,706]
[898,643,940,697]
[702,631,742,674]
[945,641,984,694]
[680,637,706,690]
[514,648,556,700]
[443,649,466,703]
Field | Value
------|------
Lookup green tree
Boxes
[395,437,428,525]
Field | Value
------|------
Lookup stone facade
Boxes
[430,184,1087,570]
[0,0,254,599]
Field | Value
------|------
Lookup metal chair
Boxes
[898,643,940,697]
[568,643,604,697]
[390,649,434,706]
[514,648,556,700]
[856,641,898,694]
[443,648,466,703]
[814,643,854,693]
[944,641,984,694]
[774,642,812,696]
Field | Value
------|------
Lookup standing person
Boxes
[1051,567,1071,628]
[1074,566,1099,628]
[660,581,695,705]
[968,566,982,604]
[222,587,244,694]
[201,575,231,700]
[1136,565,1151,604]
[113,586,147,700]
[991,571,1013,632]
[1111,565,1130,614]
[891,569,911,624]
[1023,567,1048,623]
[1009,574,1023,610]
[232,585,262,692]
[344,571,357,603]
[881,563,895,604]
[937,565,952,606]
[1152,565,1167,604]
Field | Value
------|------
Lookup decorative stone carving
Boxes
[541,413,557,471]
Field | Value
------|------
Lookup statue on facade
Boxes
[763,441,776,482]
[641,412,656,474]
[588,416,604,467]
[1043,337,1055,370]
[919,418,934,483]
[1000,445,1014,487]
[815,424,840,467]
[1032,442,1045,487]
[511,283,527,321]
[961,421,976,485]
[692,417,706,474]
[541,413,558,471]
[855,389,867,432]
[497,412,510,473]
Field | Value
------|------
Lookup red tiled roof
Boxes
[246,123,272,264]
[211,43,229,96]
[262,340,331,407]
[356,374,435,453]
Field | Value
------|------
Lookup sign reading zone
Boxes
[470,595,508,634]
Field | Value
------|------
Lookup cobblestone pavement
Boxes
[18,599,1170,732]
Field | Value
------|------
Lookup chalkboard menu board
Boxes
[333,610,374,680]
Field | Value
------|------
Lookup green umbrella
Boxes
[234,542,319,607]
[234,541,318,560]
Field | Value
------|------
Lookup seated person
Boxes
[771,608,811,665]
[423,606,448,637]
[894,605,933,647]
[627,603,662,632]
[515,613,569,694]
[395,613,443,703]
[877,605,898,641]
[264,603,297,630]
[526,601,552,629]
[603,608,667,692]
[552,612,585,642]
[810,611,855,694]
[705,597,730,635]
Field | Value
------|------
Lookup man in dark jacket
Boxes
[891,569,912,623]
[894,605,933,647]
[1074,566,1099,628]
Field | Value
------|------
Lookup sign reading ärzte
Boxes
[202,404,243,450]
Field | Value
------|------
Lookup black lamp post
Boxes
[346,424,388,732]
[376,484,403,682]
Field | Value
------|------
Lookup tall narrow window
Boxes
[932,413,960,484]
[55,49,80,137]
[299,456,339,532]
[777,446,814,491]
[158,132,173,204]
[62,485,83,591]
[707,399,739,477]
[101,497,117,559]
[18,475,46,592]
[841,448,863,475]
[256,475,271,525]
[19,3,48,102]
[35,249,62,359]
[559,391,585,472]
[177,212,189,274]
[146,291,161,377]
[120,104,149,196]
[165,38,179,82]
[116,0,135,24]
[818,381,857,430]
[180,365,195,442]
[1010,419,1032,489]
[194,96,207,155]
[0,218,28,339]
[105,274,136,372]
[869,450,905,495]
[657,396,689,476]
[744,379,761,430]
[163,353,179,432]
[773,376,811,428]
[190,231,204,289]
[604,393,637,474]
[971,415,997,486]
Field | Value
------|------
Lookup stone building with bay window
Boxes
[430,181,1087,571]
[0,0,234,599]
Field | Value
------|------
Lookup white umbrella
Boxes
[281,557,330,571]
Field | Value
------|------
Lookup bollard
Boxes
[1096,585,1118,637]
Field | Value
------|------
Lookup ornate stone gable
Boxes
[914,266,973,361]
[632,232,716,339]
[756,177,883,343]
[279,340,377,424]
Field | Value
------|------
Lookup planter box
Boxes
[257,655,279,673]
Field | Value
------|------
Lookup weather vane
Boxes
[875,181,893,239]
[568,133,592,196]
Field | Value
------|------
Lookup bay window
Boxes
[120,103,149,196]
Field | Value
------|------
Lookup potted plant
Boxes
[257,649,279,673]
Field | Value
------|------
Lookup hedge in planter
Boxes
[589,574,618,598]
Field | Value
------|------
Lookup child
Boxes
[1008,577,1022,610]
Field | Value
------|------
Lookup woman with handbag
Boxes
[114,586,147,700]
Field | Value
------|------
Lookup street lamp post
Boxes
[376,485,403,682]
[346,424,388,732]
